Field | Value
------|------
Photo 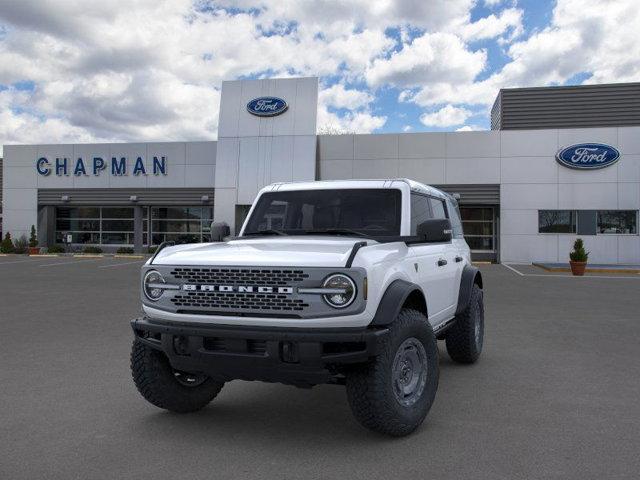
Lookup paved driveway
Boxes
[1,257,639,479]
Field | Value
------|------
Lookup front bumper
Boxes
[131,317,389,387]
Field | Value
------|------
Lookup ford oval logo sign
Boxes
[556,143,620,170]
[247,97,288,117]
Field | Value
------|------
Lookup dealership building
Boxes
[1,78,639,263]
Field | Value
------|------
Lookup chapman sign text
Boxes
[36,156,168,177]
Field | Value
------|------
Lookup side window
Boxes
[429,198,447,220]
[410,193,432,235]
[446,198,464,238]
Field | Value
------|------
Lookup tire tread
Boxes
[130,340,224,413]
[445,284,483,364]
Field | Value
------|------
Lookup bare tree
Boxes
[317,123,355,135]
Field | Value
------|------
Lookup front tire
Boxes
[131,340,224,413]
[345,309,439,436]
[445,283,484,364]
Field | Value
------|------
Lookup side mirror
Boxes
[416,219,452,243]
[210,222,230,242]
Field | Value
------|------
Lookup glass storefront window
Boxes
[149,206,214,245]
[460,207,495,252]
[597,211,638,234]
[151,207,213,220]
[55,206,135,246]
[52,205,213,246]
[55,231,100,244]
[56,207,100,219]
[538,210,577,233]
[102,232,134,244]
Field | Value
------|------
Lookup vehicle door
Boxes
[445,196,467,308]
[406,193,452,325]
[428,196,460,321]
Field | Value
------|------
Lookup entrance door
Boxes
[459,206,497,262]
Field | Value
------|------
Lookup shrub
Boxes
[83,246,103,254]
[29,225,38,248]
[1,233,15,253]
[148,246,158,254]
[116,247,135,254]
[47,244,66,254]
[14,235,29,254]
[569,238,589,262]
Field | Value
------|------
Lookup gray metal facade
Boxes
[434,184,499,205]
[492,82,640,130]
[37,188,215,206]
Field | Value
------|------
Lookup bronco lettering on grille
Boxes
[182,284,294,294]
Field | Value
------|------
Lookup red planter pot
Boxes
[569,261,587,276]
[28,247,41,255]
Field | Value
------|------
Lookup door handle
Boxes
[437,258,447,267]
[455,256,463,263]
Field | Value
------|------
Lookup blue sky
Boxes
[0,0,638,150]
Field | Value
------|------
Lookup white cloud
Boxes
[456,125,484,131]
[366,32,486,88]
[317,82,384,133]
[484,0,506,7]
[459,7,523,42]
[317,106,386,134]
[0,0,638,148]
[402,125,413,132]
[319,84,373,110]
[404,0,640,110]
[420,105,472,127]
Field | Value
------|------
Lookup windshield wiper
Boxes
[306,228,371,238]
[243,229,287,236]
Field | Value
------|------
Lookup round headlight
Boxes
[143,270,166,301]
[322,274,356,308]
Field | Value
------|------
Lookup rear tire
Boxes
[445,283,484,364]
[131,340,224,413]
[345,309,439,436]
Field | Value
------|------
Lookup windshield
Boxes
[242,189,402,237]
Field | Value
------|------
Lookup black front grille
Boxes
[170,267,309,286]
[170,291,309,311]
[203,337,267,356]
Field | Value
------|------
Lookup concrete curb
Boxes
[533,263,640,275]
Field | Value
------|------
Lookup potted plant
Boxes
[13,235,28,254]
[28,225,40,255]
[1,232,15,254]
[569,238,589,276]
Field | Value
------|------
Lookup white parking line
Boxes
[502,263,640,280]
[98,260,146,269]
[39,258,103,267]
[502,263,524,276]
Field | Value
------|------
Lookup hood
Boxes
[152,236,371,267]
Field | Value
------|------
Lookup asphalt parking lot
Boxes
[1,256,639,479]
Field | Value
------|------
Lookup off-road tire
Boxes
[345,309,439,436]
[131,340,224,413]
[445,283,484,364]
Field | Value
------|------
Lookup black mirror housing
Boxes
[210,222,231,242]
[415,219,452,243]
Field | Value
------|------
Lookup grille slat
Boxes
[168,267,311,313]
[171,292,309,311]
[170,267,309,286]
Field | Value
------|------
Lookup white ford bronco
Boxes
[131,179,484,436]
